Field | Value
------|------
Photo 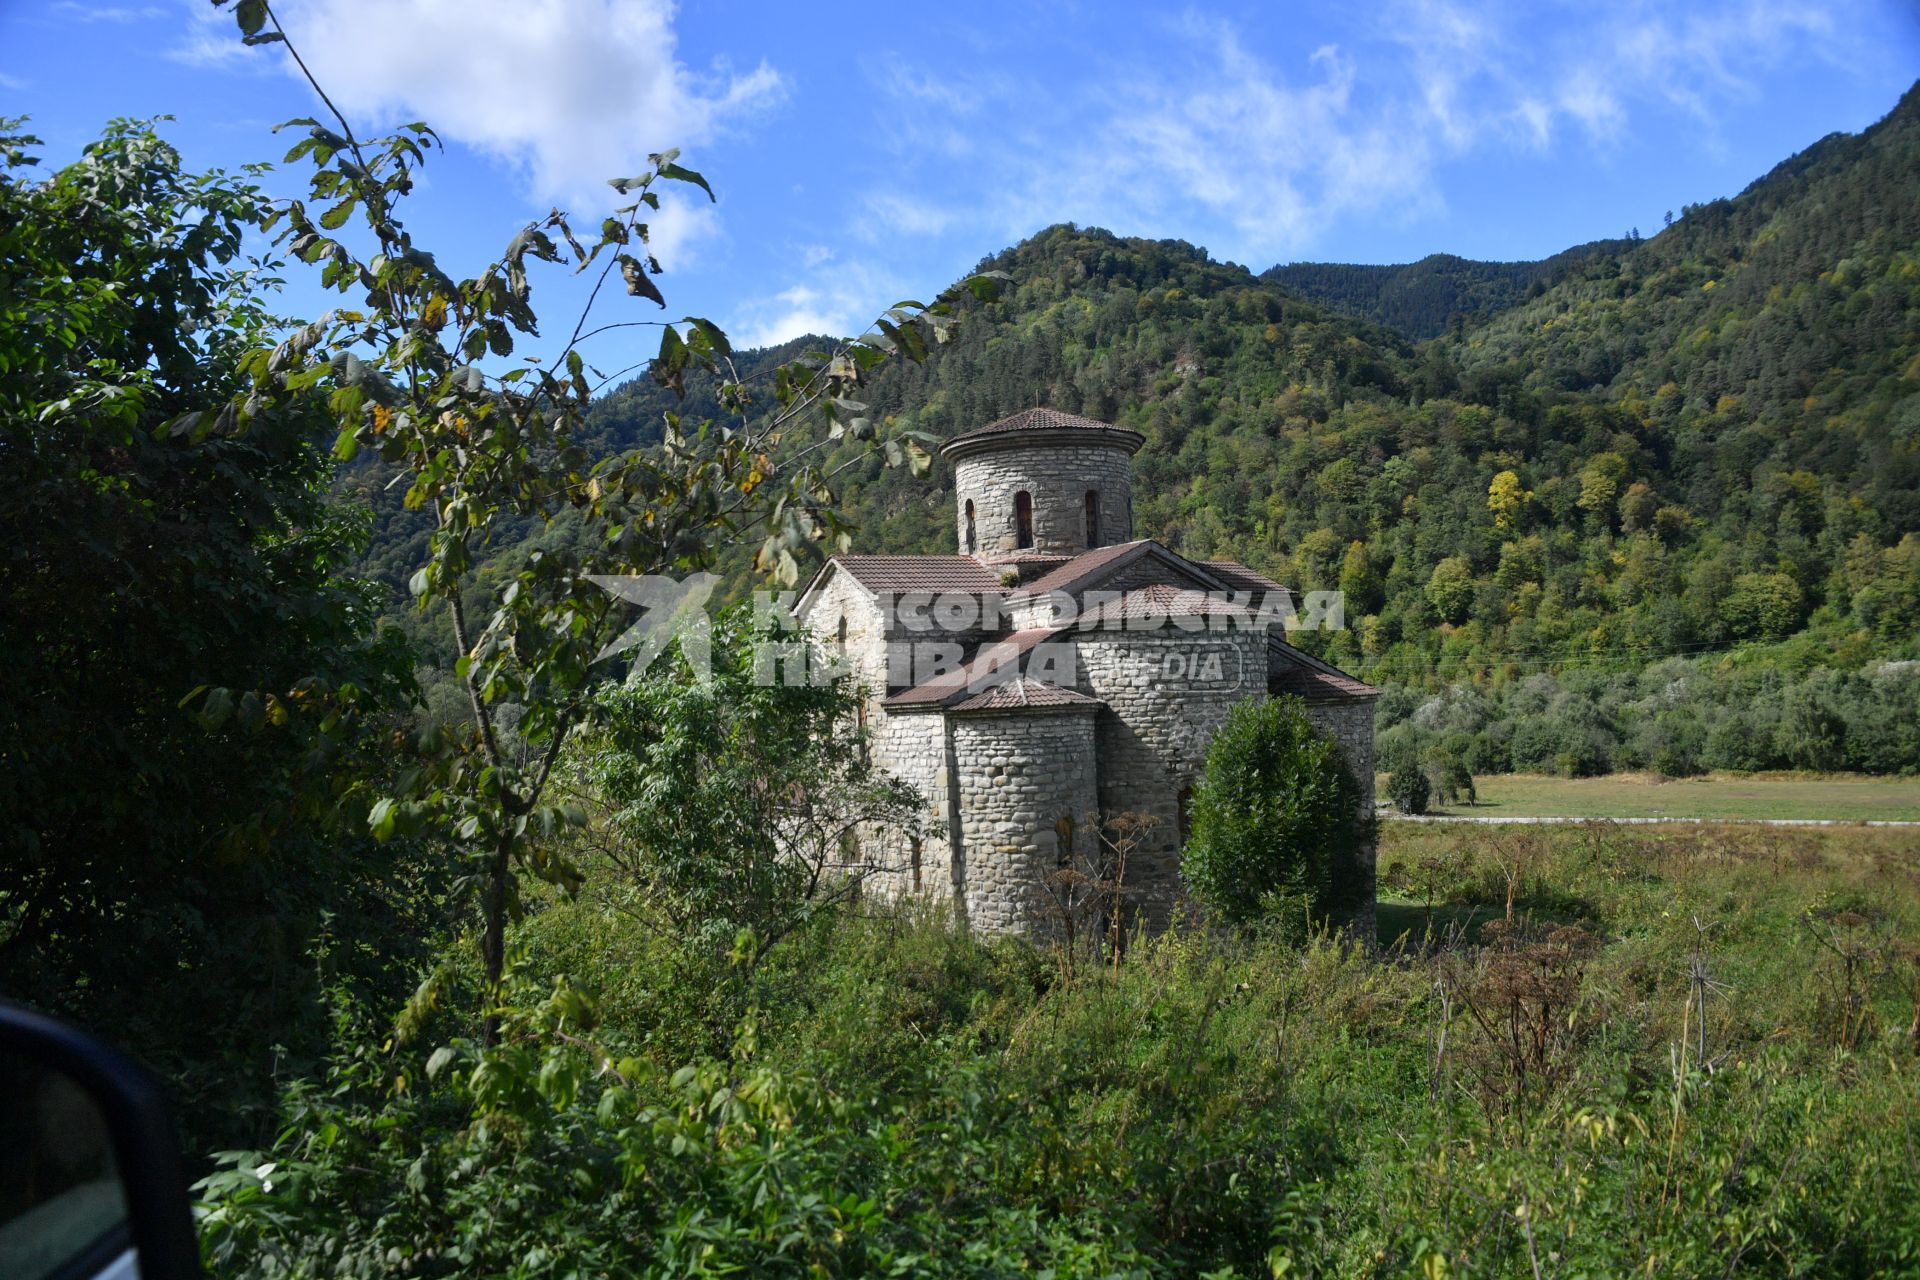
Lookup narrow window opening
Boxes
[910,836,924,892]
[1013,490,1034,549]
[1054,815,1076,869]
[1084,489,1101,548]
[964,499,977,553]
[1176,785,1194,847]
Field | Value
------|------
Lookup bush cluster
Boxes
[201,822,1920,1277]
[1377,656,1920,779]
[1179,696,1363,927]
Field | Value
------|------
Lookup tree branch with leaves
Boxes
[209,0,999,1041]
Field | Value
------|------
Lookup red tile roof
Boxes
[1200,560,1290,598]
[950,677,1102,712]
[883,627,1068,707]
[1268,635,1379,700]
[1270,667,1380,700]
[1078,583,1260,623]
[1010,539,1156,597]
[943,407,1143,448]
[832,555,1007,594]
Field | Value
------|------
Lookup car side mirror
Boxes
[0,1003,200,1280]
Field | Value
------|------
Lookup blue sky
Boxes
[4,1,1916,369]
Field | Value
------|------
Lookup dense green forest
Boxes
[561,83,1920,778]
[1262,237,1635,340]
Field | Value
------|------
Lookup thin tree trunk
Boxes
[482,831,511,1046]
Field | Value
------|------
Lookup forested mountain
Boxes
[373,80,1920,776]
[1262,238,1633,340]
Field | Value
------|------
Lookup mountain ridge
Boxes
[1261,239,1637,340]
[344,78,1919,780]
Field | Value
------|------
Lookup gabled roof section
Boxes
[883,627,1068,709]
[796,554,1006,618]
[1087,583,1261,623]
[950,677,1102,713]
[1200,560,1290,598]
[940,407,1146,462]
[834,555,1005,594]
[1268,634,1380,701]
[1012,539,1231,601]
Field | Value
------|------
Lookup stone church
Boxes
[796,408,1378,936]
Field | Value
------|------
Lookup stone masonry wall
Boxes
[1075,629,1270,929]
[803,573,954,904]
[803,570,891,704]
[862,707,955,904]
[953,443,1133,557]
[951,708,1100,934]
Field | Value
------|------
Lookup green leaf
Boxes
[368,798,397,840]
[332,427,360,461]
[196,687,236,731]
[319,197,356,230]
[656,161,715,202]
[233,0,267,36]
[620,255,665,307]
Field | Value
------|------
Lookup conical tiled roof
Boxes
[940,407,1145,456]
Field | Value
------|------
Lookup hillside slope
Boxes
[1263,239,1633,340]
[380,82,1920,774]
[580,82,1919,683]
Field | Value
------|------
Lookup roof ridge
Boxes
[1011,539,1235,600]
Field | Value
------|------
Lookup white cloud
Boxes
[733,261,899,349]
[871,55,996,115]
[859,191,956,240]
[55,3,166,22]
[1384,0,1849,151]
[856,0,1867,265]
[0,72,28,92]
[735,284,851,349]
[979,24,1442,259]
[638,192,719,271]
[177,0,782,239]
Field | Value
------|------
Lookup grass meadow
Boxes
[205,819,1920,1276]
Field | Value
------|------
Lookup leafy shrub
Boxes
[1704,712,1772,772]
[1181,696,1362,926]
[1388,767,1432,815]
[573,606,924,964]
[200,821,1920,1279]
[1372,656,1919,782]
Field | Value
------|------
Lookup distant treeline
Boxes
[1261,238,1635,341]
[1378,654,1920,780]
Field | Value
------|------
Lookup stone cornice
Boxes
[938,425,1145,465]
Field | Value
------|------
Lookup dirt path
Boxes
[1379,811,1920,828]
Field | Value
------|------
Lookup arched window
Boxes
[1013,490,1034,549]
[964,499,977,553]
[835,616,848,660]
[1054,814,1076,869]
[1084,490,1101,548]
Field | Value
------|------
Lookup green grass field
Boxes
[1378,771,1920,822]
